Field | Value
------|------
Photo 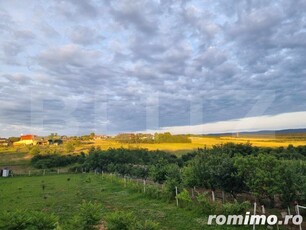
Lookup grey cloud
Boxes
[3,74,31,85]
[36,44,102,73]
[51,0,99,20]
[129,36,167,62]
[69,26,104,45]
[14,30,36,40]
[37,21,60,39]
[2,42,24,57]
[193,47,227,71]
[0,9,14,32]
[227,6,283,40]
[182,5,220,39]
[110,0,159,35]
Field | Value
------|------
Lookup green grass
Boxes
[0,174,256,229]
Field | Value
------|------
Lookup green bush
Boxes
[0,210,59,230]
[176,188,193,208]
[134,220,159,230]
[31,154,85,169]
[68,201,103,230]
[106,211,136,230]
[196,192,219,215]
[222,201,251,215]
[105,211,159,230]
[176,188,192,202]
[145,184,162,199]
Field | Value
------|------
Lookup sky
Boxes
[0,0,306,137]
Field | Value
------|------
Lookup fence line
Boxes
[3,168,305,229]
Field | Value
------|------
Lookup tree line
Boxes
[114,132,191,143]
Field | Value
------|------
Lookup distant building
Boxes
[138,133,153,140]
[13,134,38,146]
[93,135,110,140]
[48,139,63,145]
[0,138,9,146]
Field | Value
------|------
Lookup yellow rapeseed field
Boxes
[92,136,306,155]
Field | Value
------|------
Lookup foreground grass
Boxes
[0,174,256,229]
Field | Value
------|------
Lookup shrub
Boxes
[222,201,251,215]
[145,184,162,199]
[0,210,59,230]
[134,220,159,230]
[196,192,219,215]
[31,154,84,169]
[68,201,103,230]
[105,211,159,230]
[176,188,193,208]
[106,211,136,230]
[176,188,192,202]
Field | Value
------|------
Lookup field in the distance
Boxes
[1,133,305,171]
[92,134,306,155]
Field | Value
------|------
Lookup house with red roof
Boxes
[13,134,38,146]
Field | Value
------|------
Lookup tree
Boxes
[164,164,182,197]
[90,132,95,139]
[278,161,306,205]
[214,155,246,199]
[182,153,245,198]
[149,160,169,184]
[235,154,282,207]
[49,133,58,141]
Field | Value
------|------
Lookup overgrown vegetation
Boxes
[0,210,59,230]
[31,153,86,169]
[30,143,306,207]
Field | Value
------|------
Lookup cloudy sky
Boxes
[1,0,306,137]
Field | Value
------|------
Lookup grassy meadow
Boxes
[0,173,255,229]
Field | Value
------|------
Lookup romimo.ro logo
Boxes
[208,212,303,226]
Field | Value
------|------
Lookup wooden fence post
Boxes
[295,204,302,230]
[175,186,179,207]
[253,202,256,230]
[211,190,215,202]
[222,191,225,203]
[287,206,291,215]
